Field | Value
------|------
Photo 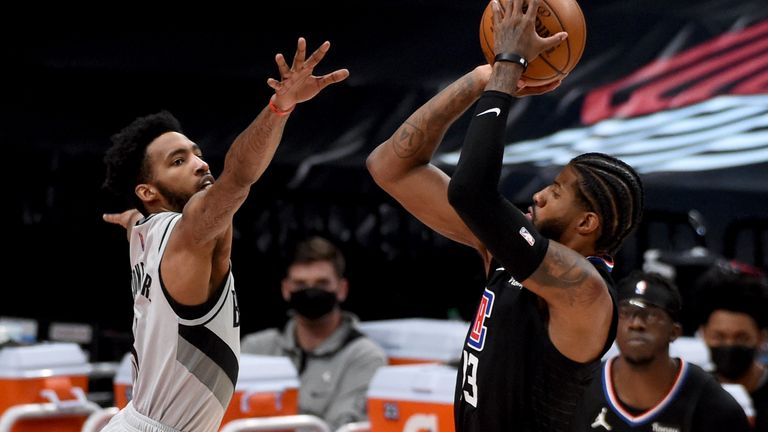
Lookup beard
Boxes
[155,182,193,212]
[535,216,568,241]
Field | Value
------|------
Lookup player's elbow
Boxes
[366,144,395,186]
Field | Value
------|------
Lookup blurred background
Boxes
[4,0,767,361]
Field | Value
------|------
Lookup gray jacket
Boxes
[241,312,387,430]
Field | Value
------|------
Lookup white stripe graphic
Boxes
[438,95,768,173]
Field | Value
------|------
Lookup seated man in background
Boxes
[241,236,387,430]
[695,261,768,431]
[571,271,750,431]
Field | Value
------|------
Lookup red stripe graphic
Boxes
[583,20,768,124]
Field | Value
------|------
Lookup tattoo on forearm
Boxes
[391,73,482,160]
[393,121,424,158]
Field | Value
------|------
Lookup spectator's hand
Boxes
[267,37,350,111]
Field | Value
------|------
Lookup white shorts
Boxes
[101,402,182,432]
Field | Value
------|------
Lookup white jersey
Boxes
[124,212,240,432]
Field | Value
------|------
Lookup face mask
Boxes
[288,287,338,320]
[710,345,756,380]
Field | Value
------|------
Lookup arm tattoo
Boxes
[531,246,590,290]
[392,71,483,160]
[393,122,425,158]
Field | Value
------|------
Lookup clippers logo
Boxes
[634,280,647,295]
[467,289,495,351]
[519,227,535,246]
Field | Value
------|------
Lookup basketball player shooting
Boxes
[368,0,644,430]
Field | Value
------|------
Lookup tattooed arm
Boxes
[366,65,491,261]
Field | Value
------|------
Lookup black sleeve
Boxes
[447,90,549,281]
[690,380,752,432]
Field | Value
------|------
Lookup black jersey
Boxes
[570,357,751,431]
[751,373,768,432]
[454,258,617,432]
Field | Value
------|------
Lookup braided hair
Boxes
[568,152,644,255]
[103,111,182,215]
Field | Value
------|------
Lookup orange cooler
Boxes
[113,353,133,409]
[0,342,91,432]
[367,363,457,432]
[219,354,300,429]
[358,319,469,365]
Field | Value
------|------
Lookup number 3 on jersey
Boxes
[462,350,479,407]
[462,288,494,408]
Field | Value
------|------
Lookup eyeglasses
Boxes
[618,302,669,325]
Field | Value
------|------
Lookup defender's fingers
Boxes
[292,37,307,69]
[303,41,331,70]
[316,68,350,89]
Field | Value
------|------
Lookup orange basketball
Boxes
[479,0,586,86]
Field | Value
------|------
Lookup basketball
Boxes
[479,0,586,86]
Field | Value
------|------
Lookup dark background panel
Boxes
[4,0,767,360]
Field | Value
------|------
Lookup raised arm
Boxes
[180,38,349,245]
[447,0,612,361]
[366,65,491,254]
[165,38,348,305]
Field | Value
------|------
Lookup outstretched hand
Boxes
[103,209,143,240]
[267,38,350,111]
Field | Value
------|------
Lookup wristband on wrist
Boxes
[494,53,528,72]
[268,98,295,116]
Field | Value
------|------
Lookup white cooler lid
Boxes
[0,342,90,378]
[114,352,133,385]
[236,354,299,392]
[358,319,469,363]
[367,363,457,404]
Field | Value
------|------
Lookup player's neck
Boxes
[614,355,680,409]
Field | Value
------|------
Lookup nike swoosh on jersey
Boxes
[476,107,501,117]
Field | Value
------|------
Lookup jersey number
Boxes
[462,349,479,407]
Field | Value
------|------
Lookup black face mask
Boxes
[288,287,338,320]
[710,345,756,380]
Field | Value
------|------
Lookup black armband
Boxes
[449,91,549,282]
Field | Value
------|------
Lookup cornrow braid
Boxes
[569,152,644,255]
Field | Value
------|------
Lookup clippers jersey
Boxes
[455,259,617,432]
[570,357,751,431]
[125,212,240,432]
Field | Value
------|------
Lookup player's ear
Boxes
[135,183,156,202]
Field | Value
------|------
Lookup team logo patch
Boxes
[519,227,535,246]
[467,288,495,351]
[635,280,647,295]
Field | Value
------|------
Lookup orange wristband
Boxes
[268,98,295,116]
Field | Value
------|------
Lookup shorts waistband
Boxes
[123,402,183,432]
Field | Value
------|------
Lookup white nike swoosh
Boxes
[476,107,501,117]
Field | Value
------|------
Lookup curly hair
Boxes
[694,260,768,329]
[103,111,182,215]
[569,152,644,255]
